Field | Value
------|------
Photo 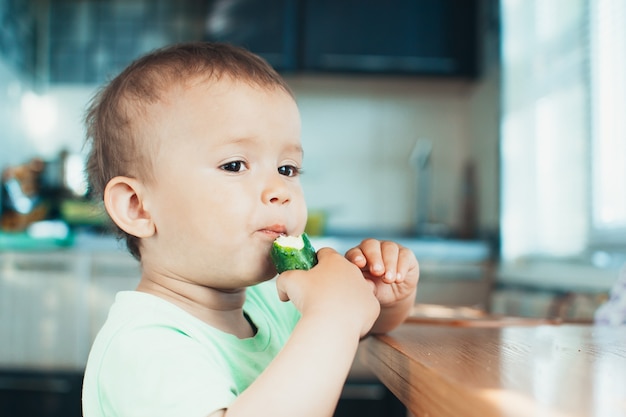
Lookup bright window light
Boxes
[20,92,58,144]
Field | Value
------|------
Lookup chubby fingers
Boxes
[346,238,414,284]
[345,239,386,277]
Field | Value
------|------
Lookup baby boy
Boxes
[81,42,419,417]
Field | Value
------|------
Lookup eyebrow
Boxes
[285,143,304,156]
[224,137,303,155]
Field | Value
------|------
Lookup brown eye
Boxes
[278,165,300,177]
[221,161,246,172]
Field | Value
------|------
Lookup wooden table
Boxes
[361,323,626,417]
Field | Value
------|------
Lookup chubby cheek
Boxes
[158,180,309,281]
[201,234,279,284]
[294,198,309,235]
[196,202,270,270]
[203,240,274,279]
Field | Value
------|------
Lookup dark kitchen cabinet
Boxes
[204,0,300,72]
[0,0,36,76]
[47,0,208,83]
[39,0,481,84]
[0,370,83,417]
[302,0,479,77]
[203,0,480,78]
[335,380,405,417]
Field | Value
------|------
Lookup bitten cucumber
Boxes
[271,233,318,273]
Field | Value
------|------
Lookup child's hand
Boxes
[345,239,419,307]
[276,247,381,338]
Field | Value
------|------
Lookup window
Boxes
[589,0,626,243]
[500,0,626,261]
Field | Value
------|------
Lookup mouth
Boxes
[258,224,288,240]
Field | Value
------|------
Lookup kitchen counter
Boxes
[498,259,618,293]
[361,322,626,417]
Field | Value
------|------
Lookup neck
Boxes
[136,273,255,338]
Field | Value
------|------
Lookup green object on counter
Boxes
[0,230,74,250]
[60,199,109,226]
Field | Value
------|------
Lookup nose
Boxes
[262,172,291,205]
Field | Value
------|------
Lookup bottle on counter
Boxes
[458,160,478,240]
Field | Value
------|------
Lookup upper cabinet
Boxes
[204,0,300,72]
[204,0,480,78]
[46,1,207,84]
[38,0,480,84]
[0,0,36,77]
[302,0,478,77]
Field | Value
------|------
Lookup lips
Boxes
[259,224,288,239]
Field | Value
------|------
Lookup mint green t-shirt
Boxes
[82,280,300,417]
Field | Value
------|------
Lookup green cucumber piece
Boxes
[271,233,318,273]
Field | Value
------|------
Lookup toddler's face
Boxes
[139,77,307,287]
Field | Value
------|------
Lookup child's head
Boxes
[85,42,307,282]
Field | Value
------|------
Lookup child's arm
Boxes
[345,238,419,334]
[217,248,381,417]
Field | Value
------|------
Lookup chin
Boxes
[257,260,279,281]
[260,266,279,281]
[238,250,279,284]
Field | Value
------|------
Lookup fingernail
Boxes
[385,271,395,280]
[373,263,384,272]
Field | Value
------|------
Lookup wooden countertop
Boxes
[361,323,626,417]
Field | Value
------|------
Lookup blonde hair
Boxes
[85,42,293,260]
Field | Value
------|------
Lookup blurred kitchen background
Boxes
[1,0,625,416]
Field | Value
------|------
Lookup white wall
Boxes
[289,75,476,234]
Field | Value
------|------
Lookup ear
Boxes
[103,176,155,238]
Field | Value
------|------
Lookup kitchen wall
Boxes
[0,0,500,238]
[290,73,498,234]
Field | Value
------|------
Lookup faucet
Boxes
[409,138,433,235]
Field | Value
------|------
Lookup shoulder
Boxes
[92,291,228,362]
[83,291,235,416]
